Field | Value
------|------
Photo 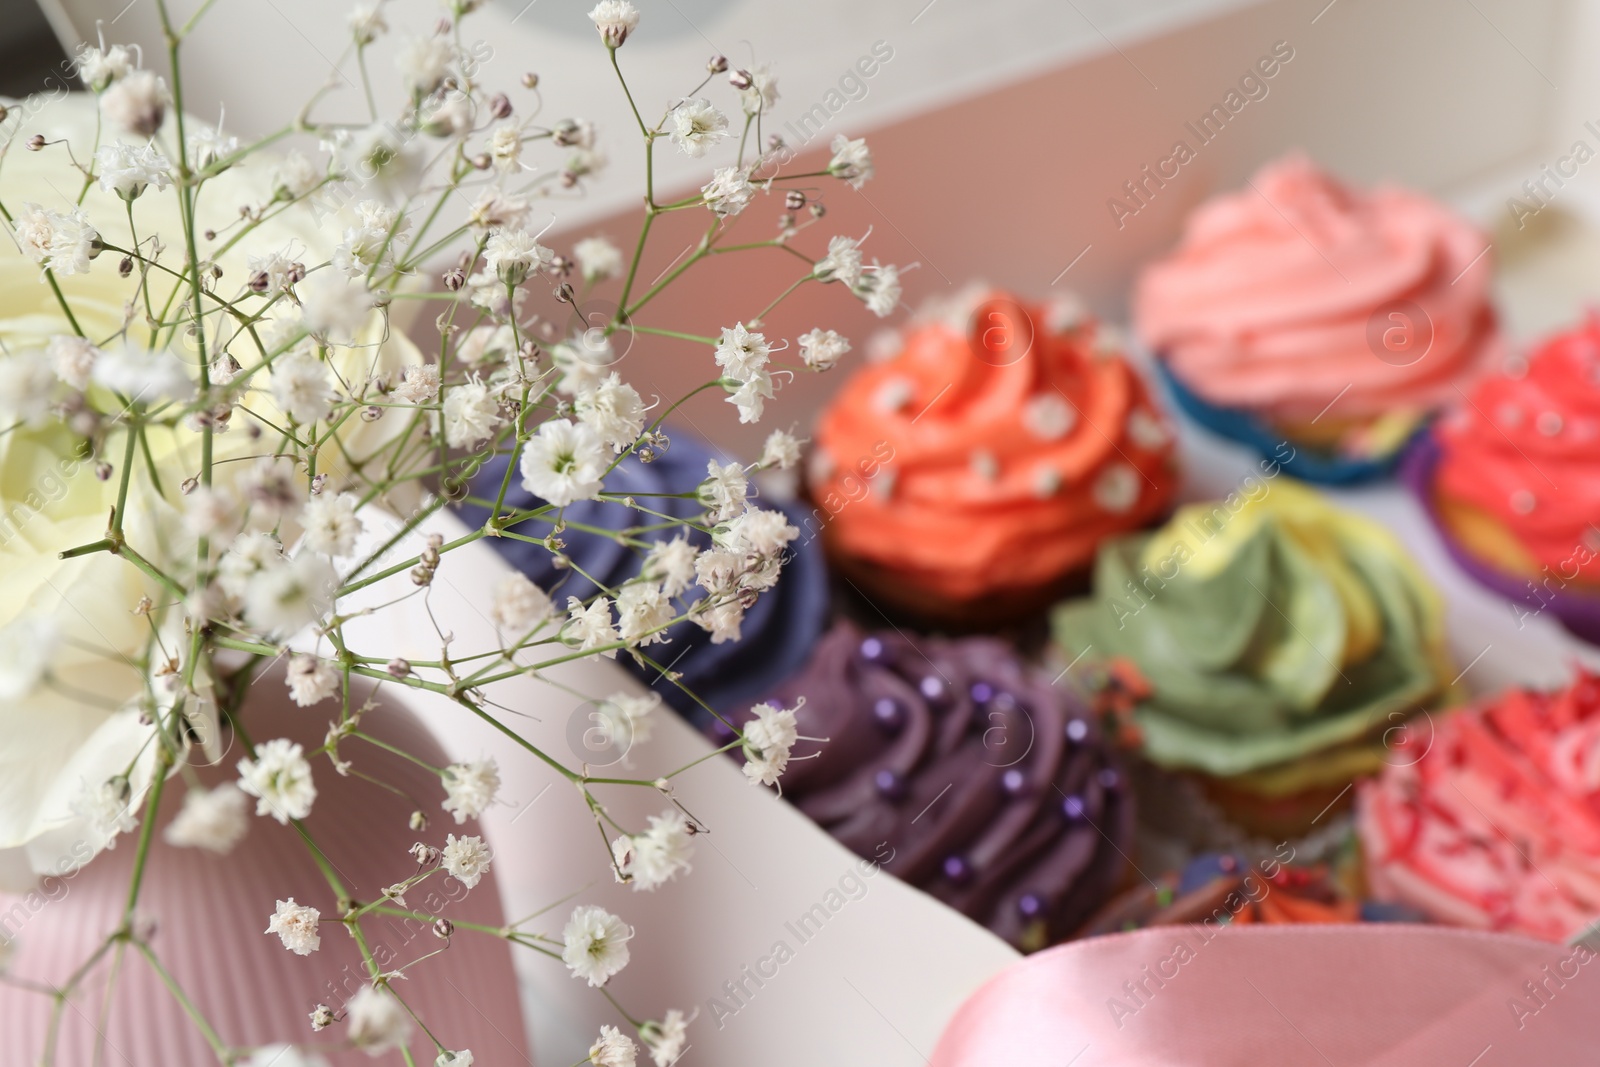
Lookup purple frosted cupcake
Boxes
[711,620,1132,951]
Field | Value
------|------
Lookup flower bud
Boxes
[784,190,806,210]
[708,54,728,73]
[26,134,44,151]
[386,657,411,678]
[729,68,753,91]
[433,918,454,939]
[522,72,539,89]
[442,266,466,291]
[489,92,512,119]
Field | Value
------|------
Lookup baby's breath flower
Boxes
[238,738,318,823]
[71,777,136,848]
[299,272,374,342]
[491,573,555,633]
[437,1052,475,1067]
[588,1025,637,1067]
[165,783,250,853]
[75,43,134,91]
[574,235,623,282]
[665,98,728,158]
[611,809,693,890]
[346,986,412,1052]
[95,141,172,199]
[698,459,749,523]
[641,1010,690,1067]
[485,229,554,285]
[760,429,802,469]
[701,166,754,217]
[741,700,802,787]
[468,189,532,233]
[92,342,195,404]
[271,348,336,425]
[242,553,337,636]
[575,373,646,453]
[265,898,322,955]
[394,363,441,403]
[726,373,773,424]
[99,69,168,136]
[564,596,619,655]
[519,417,607,505]
[441,759,501,823]
[738,63,779,116]
[813,235,863,287]
[827,134,874,188]
[616,581,673,646]
[286,654,341,706]
[797,327,850,370]
[0,352,57,426]
[562,905,632,987]
[643,537,698,599]
[588,0,640,47]
[48,334,98,390]
[855,261,902,317]
[348,2,388,43]
[14,203,98,276]
[396,35,458,95]
[272,151,323,199]
[489,124,523,171]
[440,832,492,888]
[441,378,503,448]
[302,492,363,556]
[597,691,659,751]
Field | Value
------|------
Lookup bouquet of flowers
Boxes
[0,0,896,1061]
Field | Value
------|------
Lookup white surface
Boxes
[339,513,1019,1067]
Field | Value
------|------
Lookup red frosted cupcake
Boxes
[1359,671,1600,942]
[808,288,1179,628]
[1137,155,1501,483]
[1406,315,1600,644]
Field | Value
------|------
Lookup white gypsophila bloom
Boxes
[564,596,619,656]
[247,246,303,293]
[574,236,623,282]
[597,690,659,751]
[642,1010,689,1067]
[665,98,729,158]
[726,372,773,424]
[519,418,607,505]
[302,493,363,557]
[436,1052,474,1067]
[14,202,98,276]
[551,331,614,396]
[76,43,134,91]
[243,552,337,636]
[0,617,56,700]
[95,140,172,199]
[396,35,457,95]
[827,134,874,188]
[485,229,554,285]
[330,122,426,201]
[698,459,748,523]
[271,348,336,425]
[739,63,779,116]
[797,328,849,371]
[99,69,168,136]
[713,323,769,383]
[441,759,500,823]
[813,235,863,287]
[562,905,632,987]
[299,271,374,342]
[189,122,239,170]
[692,547,740,598]
[742,701,800,787]
[242,454,305,529]
[70,778,137,847]
[616,581,673,647]
[468,189,532,233]
[760,429,802,470]
[348,2,387,43]
[856,262,902,318]
[422,92,474,138]
[238,738,317,824]
[243,1046,330,1067]
[589,1025,637,1067]
[612,809,693,891]
[566,145,607,180]
[394,363,440,404]
[265,898,321,955]
[576,373,646,453]
[441,379,502,449]
[555,117,599,150]
[272,151,323,200]
[218,530,286,601]
[643,536,697,598]
[92,342,196,404]
[457,323,517,366]
[696,597,744,644]
[441,833,493,889]
[489,124,523,172]
[701,166,754,218]
[491,572,555,634]
[333,200,408,278]
[183,485,240,540]
[346,986,412,1053]
[588,0,640,47]
[0,351,57,426]
[286,654,340,707]
[164,783,250,853]
[721,507,798,561]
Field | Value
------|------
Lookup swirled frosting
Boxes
[460,428,828,721]
[712,620,1132,951]
[1135,155,1500,426]
[809,288,1178,605]
[1053,479,1453,782]
[1359,671,1600,942]
[1430,316,1600,587]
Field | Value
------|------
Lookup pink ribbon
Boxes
[931,924,1599,1066]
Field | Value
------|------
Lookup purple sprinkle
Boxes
[970,681,995,705]
[942,855,971,884]
[873,768,907,802]
[1017,893,1045,919]
[1001,768,1028,796]
[1065,719,1089,743]
[872,697,904,732]
[859,636,886,662]
[1061,794,1086,821]
[920,675,947,702]
[1097,767,1120,790]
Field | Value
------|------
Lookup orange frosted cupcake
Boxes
[808,288,1178,628]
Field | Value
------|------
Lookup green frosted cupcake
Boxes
[1051,478,1456,837]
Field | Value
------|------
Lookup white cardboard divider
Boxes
[338,510,1019,1066]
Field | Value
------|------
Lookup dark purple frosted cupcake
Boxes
[711,620,1132,951]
